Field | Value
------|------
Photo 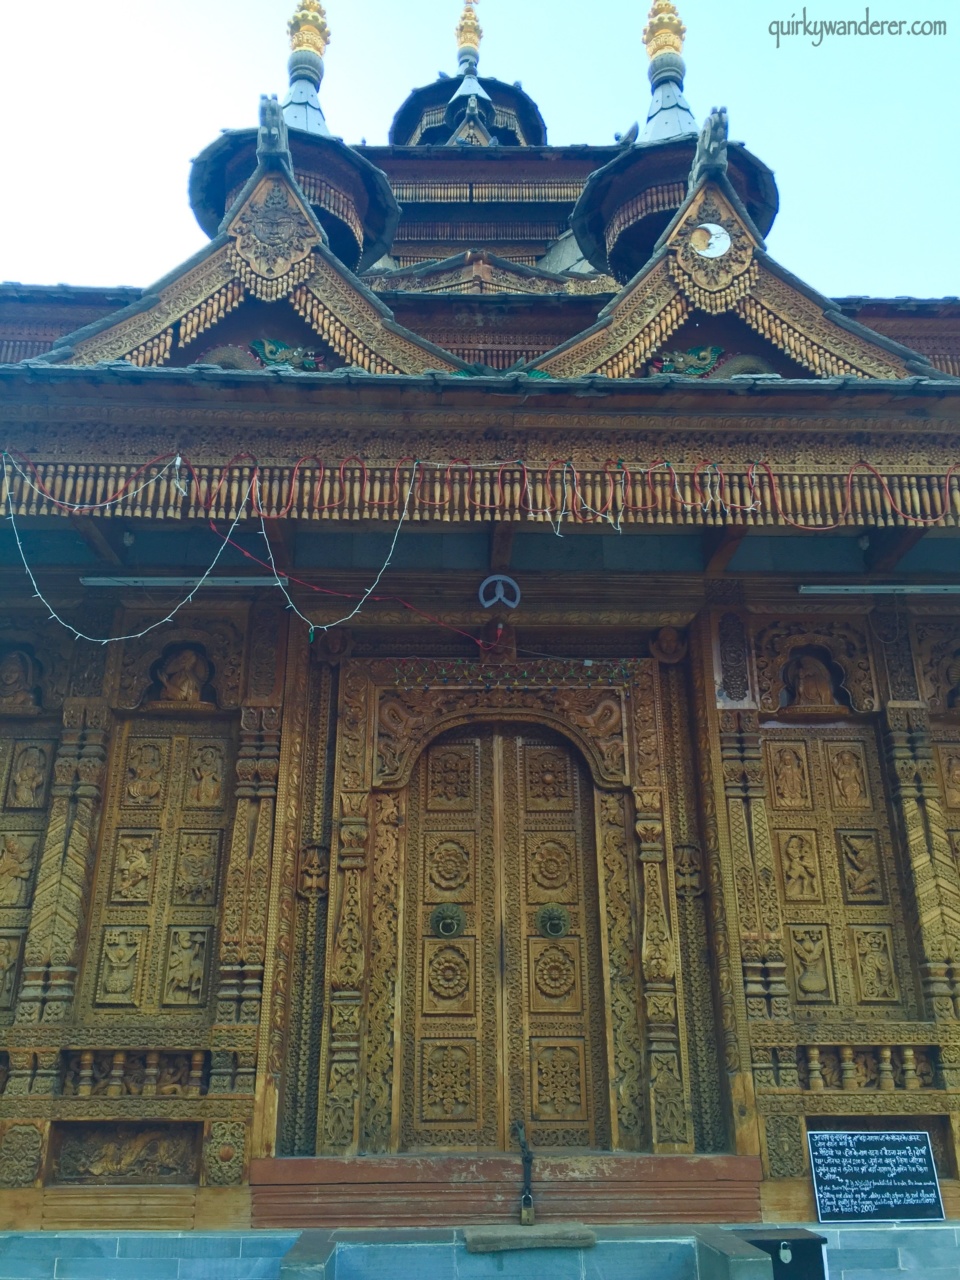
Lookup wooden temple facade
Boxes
[2,0,960,1232]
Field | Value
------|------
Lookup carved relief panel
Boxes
[399,726,610,1151]
[78,717,235,1019]
[0,732,56,1020]
[765,725,915,1017]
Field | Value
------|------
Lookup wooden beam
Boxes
[865,529,927,575]
[70,516,124,566]
[489,523,515,572]
[261,519,296,573]
[702,528,746,577]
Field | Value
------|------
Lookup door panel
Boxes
[400,725,610,1152]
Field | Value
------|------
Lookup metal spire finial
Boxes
[642,0,686,59]
[456,0,483,74]
[288,0,330,58]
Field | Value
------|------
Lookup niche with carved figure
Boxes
[142,645,217,710]
[0,648,42,716]
[779,647,850,717]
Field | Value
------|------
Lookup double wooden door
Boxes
[400,724,610,1151]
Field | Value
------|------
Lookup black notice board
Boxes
[808,1130,945,1223]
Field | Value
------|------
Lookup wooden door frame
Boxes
[315,658,695,1156]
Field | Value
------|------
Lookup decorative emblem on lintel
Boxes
[478,575,521,609]
[228,178,320,300]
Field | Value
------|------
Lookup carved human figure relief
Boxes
[0,834,37,908]
[772,746,810,808]
[829,746,869,808]
[942,752,960,808]
[174,834,219,905]
[157,1054,191,1095]
[649,626,688,665]
[163,929,208,1006]
[840,832,884,902]
[126,743,163,804]
[7,745,47,809]
[0,933,22,1009]
[791,927,832,1001]
[156,646,211,704]
[854,927,898,1002]
[97,929,143,1005]
[112,835,154,903]
[0,650,39,713]
[184,744,223,808]
[779,832,821,901]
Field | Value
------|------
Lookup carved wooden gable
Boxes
[530,180,925,381]
[55,158,463,376]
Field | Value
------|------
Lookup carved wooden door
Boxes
[399,724,610,1152]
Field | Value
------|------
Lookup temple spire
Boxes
[638,0,697,143]
[456,0,483,74]
[282,0,332,136]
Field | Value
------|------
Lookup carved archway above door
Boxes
[316,658,695,1158]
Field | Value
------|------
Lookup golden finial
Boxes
[642,0,685,59]
[456,0,483,59]
[289,0,330,58]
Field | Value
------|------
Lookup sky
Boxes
[1,0,956,298]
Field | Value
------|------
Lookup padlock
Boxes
[778,1242,793,1265]
[520,1191,535,1226]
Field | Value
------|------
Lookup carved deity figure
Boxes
[856,930,897,1000]
[164,930,206,1005]
[185,745,222,808]
[0,935,20,1007]
[773,747,808,808]
[9,745,46,808]
[781,834,819,900]
[100,932,139,1001]
[786,654,836,708]
[832,749,866,806]
[944,754,960,808]
[157,1054,190,1095]
[126,744,162,804]
[113,837,153,901]
[0,834,35,907]
[793,929,829,999]
[0,650,38,713]
[649,626,688,665]
[157,647,210,704]
[842,834,881,899]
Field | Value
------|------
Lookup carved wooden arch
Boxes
[115,618,245,711]
[373,695,628,793]
[753,620,877,714]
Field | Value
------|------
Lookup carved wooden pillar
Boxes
[689,614,759,1157]
[881,703,960,1019]
[320,790,371,1154]
[215,707,281,1026]
[16,698,109,1023]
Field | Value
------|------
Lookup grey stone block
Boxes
[582,1240,697,1280]
[829,1248,900,1272]
[0,1260,55,1280]
[53,1259,179,1280]
[842,1271,960,1280]
[178,1260,284,1280]
[240,1235,300,1258]
[117,1234,242,1259]
[333,1242,455,1280]
[834,1228,957,1250]
[899,1243,960,1270]
[456,1247,583,1280]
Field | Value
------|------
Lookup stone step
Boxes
[0,1233,298,1280]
